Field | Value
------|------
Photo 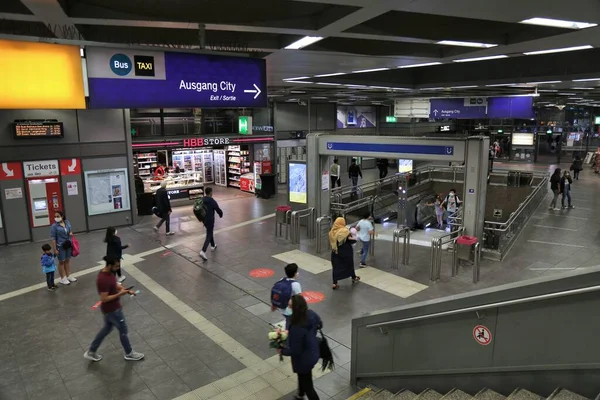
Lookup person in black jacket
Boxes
[549,168,561,211]
[571,156,583,180]
[348,158,362,198]
[104,227,129,283]
[376,158,389,179]
[154,181,174,235]
[560,170,574,209]
[199,187,223,261]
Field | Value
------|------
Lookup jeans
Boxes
[350,176,359,197]
[297,372,320,400]
[379,168,388,179]
[45,271,54,288]
[330,176,340,188]
[550,189,559,209]
[202,224,215,252]
[89,309,132,354]
[574,170,580,179]
[156,214,170,232]
[562,189,572,208]
[360,241,371,265]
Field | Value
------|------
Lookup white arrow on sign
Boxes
[433,109,439,116]
[68,159,77,172]
[1,163,14,177]
[244,84,262,99]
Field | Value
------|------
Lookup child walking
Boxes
[104,227,129,283]
[41,244,58,291]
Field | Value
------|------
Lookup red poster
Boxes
[60,158,81,175]
[239,177,251,192]
[0,162,23,180]
[262,161,273,174]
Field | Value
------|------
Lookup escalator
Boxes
[353,387,589,400]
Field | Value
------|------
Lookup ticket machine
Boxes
[27,178,62,227]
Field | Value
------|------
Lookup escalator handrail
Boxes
[366,284,600,329]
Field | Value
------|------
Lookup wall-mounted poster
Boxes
[84,168,130,215]
[288,162,307,204]
[337,106,376,129]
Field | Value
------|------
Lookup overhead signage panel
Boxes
[327,142,454,156]
[86,47,267,109]
[430,98,487,119]
[0,40,85,109]
[487,97,534,119]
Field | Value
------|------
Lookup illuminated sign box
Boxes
[12,121,64,139]
[0,40,85,109]
[512,133,534,146]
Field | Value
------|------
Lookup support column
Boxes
[463,136,489,241]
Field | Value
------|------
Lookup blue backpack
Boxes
[271,278,294,309]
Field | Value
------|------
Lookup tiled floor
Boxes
[1,165,599,400]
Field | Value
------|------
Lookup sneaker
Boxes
[118,276,127,283]
[569,206,575,209]
[211,245,218,252]
[553,208,560,211]
[359,263,367,268]
[124,351,144,361]
[166,232,175,236]
[52,285,59,289]
[83,351,103,362]
[153,226,158,232]
[67,276,77,282]
[60,278,70,285]
[199,251,208,261]
[47,287,55,291]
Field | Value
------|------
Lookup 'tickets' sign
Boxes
[23,160,59,178]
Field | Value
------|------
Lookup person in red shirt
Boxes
[83,256,144,362]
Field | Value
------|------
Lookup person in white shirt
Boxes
[356,213,375,267]
[330,159,341,188]
[281,263,302,329]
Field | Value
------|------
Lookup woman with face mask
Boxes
[50,210,76,285]
[105,227,130,283]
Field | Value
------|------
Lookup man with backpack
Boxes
[154,181,174,236]
[195,187,223,261]
[271,263,302,330]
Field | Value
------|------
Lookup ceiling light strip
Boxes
[314,72,346,78]
[520,17,597,30]
[453,55,509,63]
[284,36,323,50]
[352,68,390,74]
[437,40,498,48]
[398,62,442,69]
[523,45,593,55]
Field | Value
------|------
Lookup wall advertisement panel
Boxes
[84,169,130,215]
[336,106,376,129]
[288,162,307,204]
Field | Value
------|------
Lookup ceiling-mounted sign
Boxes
[0,162,23,180]
[488,97,534,119]
[86,47,267,109]
[23,160,59,178]
[12,121,64,139]
[394,98,431,118]
[430,98,487,119]
[239,116,253,135]
[464,97,487,106]
[60,158,81,175]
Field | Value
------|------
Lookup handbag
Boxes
[317,328,334,371]
[71,237,80,257]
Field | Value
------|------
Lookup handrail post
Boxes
[285,210,292,240]
[404,229,410,265]
[430,237,437,282]
[473,242,481,283]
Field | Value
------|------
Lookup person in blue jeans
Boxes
[560,170,574,209]
[41,244,58,291]
[50,210,76,286]
[356,213,375,267]
[348,158,362,198]
[199,187,223,261]
[84,256,144,362]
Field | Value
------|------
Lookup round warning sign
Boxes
[302,291,325,304]
[249,268,275,278]
[473,325,492,346]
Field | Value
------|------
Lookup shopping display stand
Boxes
[275,205,292,239]
[452,235,481,283]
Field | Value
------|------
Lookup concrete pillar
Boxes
[462,136,489,241]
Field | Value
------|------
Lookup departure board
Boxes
[12,121,64,138]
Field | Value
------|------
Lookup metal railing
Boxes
[452,240,482,283]
[275,208,292,239]
[483,173,549,257]
[391,227,410,269]
[430,227,464,282]
[365,284,600,329]
[315,216,332,254]
[290,208,315,245]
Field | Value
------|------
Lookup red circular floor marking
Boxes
[249,268,275,278]
[302,291,325,304]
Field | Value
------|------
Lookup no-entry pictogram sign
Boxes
[249,268,275,278]
[473,325,492,346]
[302,291,325,304]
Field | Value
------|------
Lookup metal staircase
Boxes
[351,388,591,400]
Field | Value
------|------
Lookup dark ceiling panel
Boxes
[305,37,476,57]
[0,19,56,38]
[346,11,570,45]
[67,0,358,30]
[0,0,33,15]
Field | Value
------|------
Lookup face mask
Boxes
[55,217,62,223]
[285,306,293,315]
[114,230,118,236]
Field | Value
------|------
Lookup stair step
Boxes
[416,389,444,400]
[395,390,418,400]
[473,388,506,400]
[373,390,397,399]
[548,389,590,400]
[441,389,473,400]
[506,389,543,400]
[358,389,381,400]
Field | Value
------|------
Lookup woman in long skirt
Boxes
[329,217,360,290]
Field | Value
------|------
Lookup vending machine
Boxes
[23,160,63,228]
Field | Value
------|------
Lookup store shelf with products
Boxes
[172,149,214,183]
[143,172,204,205]
[226,145,250,188]
[134,152,158,178]
[213,150,227,186]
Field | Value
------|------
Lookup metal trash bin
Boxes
[453,235,482,283]
[275,205,292,238]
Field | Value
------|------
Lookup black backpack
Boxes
[193,198,207,222]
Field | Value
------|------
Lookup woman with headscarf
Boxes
[329,217,360,290]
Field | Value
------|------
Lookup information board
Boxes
[83,169,130,215]
[12,121,64,138]
[86,47,267,109]
[288,162,307,204]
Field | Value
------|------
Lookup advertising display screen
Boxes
[288,162,307,204]
[0,40,85,109]
[86,47,267,109]
[398,160,413,173]
[12,121,64,138]
[83,169,130,215]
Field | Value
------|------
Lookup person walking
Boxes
[329,217,360,290]
[356,213,374,268]
[41,244,58,291]
[199,187,223,261]
[571,155,583,180]
[50,210,76,286]
[270,263,302,330]
[105,227,129,283]
[348,158,362,198]
[329,158,341,188]
[560,170,574,209]
[376,158,389,179]
[280,294,323,400]
[84,256,144,362]
[427,195,445,230]
[441,189,461,224]
[154,181,174,235]
[549,168,561,211]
